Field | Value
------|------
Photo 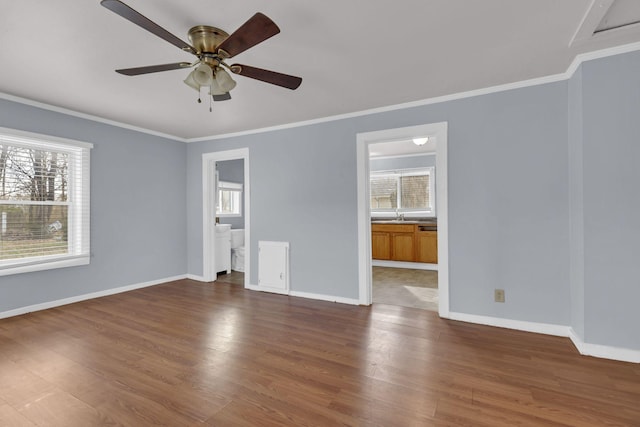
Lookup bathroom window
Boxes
[370,168,434,216]
[217,181,242,217]
[0,127,92,276]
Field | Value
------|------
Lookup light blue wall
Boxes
[217,158,244,229]
[187,81,572,323]
[446,86,570,323]
[0,99,187,313]
[580,50,640,350]
[187,123,361,298]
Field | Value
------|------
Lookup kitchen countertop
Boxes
[371,219,437,226]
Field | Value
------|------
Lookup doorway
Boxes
[369,144,438,310]
[202,148,250,286]
[356,123,449,317]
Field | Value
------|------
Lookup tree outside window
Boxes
[0,128,91,276]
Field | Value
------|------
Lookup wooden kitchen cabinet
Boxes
[371,223,415,262]
[416,230,438,263]
[371,231,391,260]
[391,232,415,261]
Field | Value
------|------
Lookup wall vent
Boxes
[258,241,290,292]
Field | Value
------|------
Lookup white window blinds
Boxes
[370,168,434,214]
[0,127,92,276]
[217,181,242,216]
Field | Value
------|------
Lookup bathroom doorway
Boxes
[202,148,250,287]
[215,158,246,286]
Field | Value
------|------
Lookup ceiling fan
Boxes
[100,0,302,107]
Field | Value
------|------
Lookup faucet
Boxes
[395,209,404,221]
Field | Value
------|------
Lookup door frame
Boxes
[356,122,449,317]
[202,148,250,284]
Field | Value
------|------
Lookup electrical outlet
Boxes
[494,289,505,303]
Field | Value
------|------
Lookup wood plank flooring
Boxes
[0,279,638,426]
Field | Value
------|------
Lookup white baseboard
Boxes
[186,274,207,282]
[0,274,187,320]
[372,260,438,271]
[289,290,360,305]
[446,312,639,364]
[568,328,640,364]
[245,284,360,305]
[446,311,570,337]
[245,284,289,295]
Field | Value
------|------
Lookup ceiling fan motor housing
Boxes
[188,25,231,86]
[188,26,229,55]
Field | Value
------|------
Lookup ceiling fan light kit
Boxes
[183,72,200,91]
[100,0,302,109]
[209,79,224,96]
[184,64,236,94]
[192,63,214,86]
[215,68,237,93]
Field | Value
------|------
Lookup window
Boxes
[0,127,92,276]
[217,181,242,217]
[370,168,435,216]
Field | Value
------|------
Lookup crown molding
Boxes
[188,40,640,142]
[4,40,640,143]
[0,92,187,142]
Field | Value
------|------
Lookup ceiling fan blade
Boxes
[213,93,232,102]
[230,64,302,90]
[216,13,280,58]
[115,62,192,76]
[100,0,195,54]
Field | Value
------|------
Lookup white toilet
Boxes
[230,229,245,272]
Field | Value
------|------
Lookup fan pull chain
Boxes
[210,94,213,112]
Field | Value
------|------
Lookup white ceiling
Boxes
[2,0,640,140]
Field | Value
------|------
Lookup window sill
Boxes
[0,255,90,277]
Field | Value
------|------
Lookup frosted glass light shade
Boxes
[184,64,236,95]
[193,63,213,86]
[209,78,226,96]
[183,71,200,91]
[215,68,236,93]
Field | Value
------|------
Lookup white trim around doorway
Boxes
[356,122,449,318]
[202,148,250,285]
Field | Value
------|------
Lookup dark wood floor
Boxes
[0,279,638,426]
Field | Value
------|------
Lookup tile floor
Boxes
[216,270,244,286]
[372,266,439,311]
